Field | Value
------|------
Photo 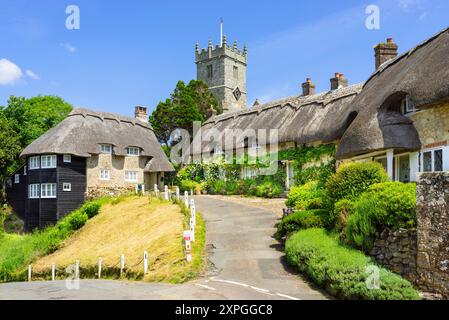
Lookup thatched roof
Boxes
[195,84,362,154]
[337,27,449,159]
[21,108,174,172]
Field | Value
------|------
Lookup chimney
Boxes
[134,106,148,122]
[301,78,316,96]
[206,106,217,119]
[374,38,398,70]
[330,73,348,90]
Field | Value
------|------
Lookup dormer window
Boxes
[126,147,140,156]
[401,95,419,115]
[100,144,112,154]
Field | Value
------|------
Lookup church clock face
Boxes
[233,87,242,101]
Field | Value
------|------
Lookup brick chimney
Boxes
[135,106,148,122]
[374,38,398,70]
[330,73,348,90]
[206,106,217,119]
[301,78,316,96]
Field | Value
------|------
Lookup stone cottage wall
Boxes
[369,228,417,282]
[416,172,449,298]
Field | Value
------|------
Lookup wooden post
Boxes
[120,254,125,276]
[28,265,32,282]
[184,191,189,208]
[176,186,180,201]
[190,189,193,196]
[154,184,159,198]
[98,257,102,279]
[51,263,56,281]
[164,185,169,200]
[75,260,80,279]
[144,251,148,274]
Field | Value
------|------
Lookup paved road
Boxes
[0,196,327,300]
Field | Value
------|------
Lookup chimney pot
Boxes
[135,106,148,122]
[374,38,398,70]
[302,78,316,96]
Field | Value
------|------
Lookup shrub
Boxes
[209,179,227,195]
[285,228,419,300]
[276,210,326,240]
[66,210,88,230]
[334,199,355,238]
[254,181,283,198]
[225,180,239,195]
[285,181,325,210]
[82,202,101,219]
[180,179,204,194]
[325,162,389,205]
[345,182,417,251]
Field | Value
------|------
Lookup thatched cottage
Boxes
[6,107,174,230]
[196,27,449,188]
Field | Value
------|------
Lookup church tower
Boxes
[195,34,247,113]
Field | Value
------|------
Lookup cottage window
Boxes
[100,169,110,181]
[41,155,57,169]
[125,171,138,182]
[207,65,213,78]
[100,144,112,154]
[126,147,140,156]
[63,183,72,192]
[41,183,57,198]
[24,166,27,176]
[401,96,419,115]
[7,178,12,188]
[29,156,40,170]
[14,174,19,184]
[63,154,72,163]
[29,184,40,199]
[423,149,443,172]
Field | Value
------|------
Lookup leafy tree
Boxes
[150,80,220,145]
[0,111,21,204]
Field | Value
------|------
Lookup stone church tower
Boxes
[195,36,247,113]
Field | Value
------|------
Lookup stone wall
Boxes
[86,185,135,200]
[416,172,449,298]
[410,102,449,147]
[369,228,417,282]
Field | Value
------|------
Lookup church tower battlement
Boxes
[195,34,247,113]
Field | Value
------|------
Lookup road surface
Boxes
[0,196,327,300]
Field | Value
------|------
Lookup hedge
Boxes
[285,228,420,300]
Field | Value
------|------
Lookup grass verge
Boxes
[285,228,420,300]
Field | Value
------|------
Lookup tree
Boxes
[150,80,220,145]
[2,95,73,148]
[0,111,21,204]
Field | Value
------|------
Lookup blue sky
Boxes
[0,0,448,117]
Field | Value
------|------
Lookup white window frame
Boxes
[29,156,40,170]
[24,166,27,176]
[100,169,110,181]
[63,154,72,163]
[401,95,419,115]
[41,183,57,199]
[421,148,444,173]
[41,155,57,169]
[126,147,140,157]
[28,184,40,199]
[63,183,72,192]
[14,174,20,184]
[100,144,112,154]
[125,171,138,182]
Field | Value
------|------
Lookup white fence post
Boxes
[164,185,169,200]
[184,191,189,208]
[190,217,195,242]
[190,189,193,196]
[154,184,159,197]
[183,231,192,262]
[28,265,32,282]
[176,186,180,201]
[51,263,56,281]
[144,251,148,274]
[98,257,102,279]
[75,260,80,279]
[191,204,196,224]
[120,254,125,276]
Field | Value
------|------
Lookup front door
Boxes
[398,155,410,182]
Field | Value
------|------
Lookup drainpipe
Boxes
[386,149,394,180]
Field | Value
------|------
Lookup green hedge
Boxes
[345,182,417,251]
[325,162,389,205]
[285,228,420,300]
[275,209,327,240]
[285,181,325,210]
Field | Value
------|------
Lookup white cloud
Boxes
[0,58,23,85]
[25,69,40,80]
[61,42,77,53]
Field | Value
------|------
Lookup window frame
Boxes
[100,169,110,181]
[422,148,444,173]
[41,183,57,199]
[14,174,20,184]
[63,154,72,163]
[28,184,40,199]
[100,144,113,154]
[401,95,419,115]
[63,183,72,192]
[41,155,57,169]
[126,147,140,157]
[207,65,213,78]
[24,166,27,176]
[125,171,138,182]
[29,156,40,170]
